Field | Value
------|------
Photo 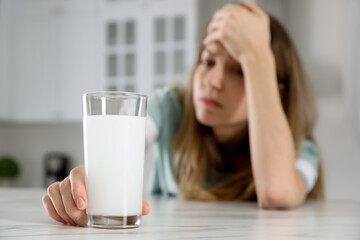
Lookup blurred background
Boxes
[0,0,359,200]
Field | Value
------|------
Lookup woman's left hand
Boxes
[203,2,271,63]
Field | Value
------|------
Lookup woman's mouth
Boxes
[200,98,222,108]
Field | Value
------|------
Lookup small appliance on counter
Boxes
[44,152,69,188]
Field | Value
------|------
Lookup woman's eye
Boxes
[200,60,215,67]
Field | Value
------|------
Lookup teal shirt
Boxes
[146,86,320,196]
[146,86,182,196]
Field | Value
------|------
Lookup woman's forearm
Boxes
[240,48,306,208]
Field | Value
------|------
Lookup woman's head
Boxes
[173,14,324,200]
[192,42,248,129]
[191,16,311,142]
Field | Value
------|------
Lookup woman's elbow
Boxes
[258,186,303,209]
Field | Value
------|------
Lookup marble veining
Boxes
[1,188,360,239]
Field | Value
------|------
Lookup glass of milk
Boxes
[82,91,147,229]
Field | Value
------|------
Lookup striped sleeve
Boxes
[295,140,320,194]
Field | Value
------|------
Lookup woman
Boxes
[42,2,324,227]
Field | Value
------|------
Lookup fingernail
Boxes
[76,197,85,210]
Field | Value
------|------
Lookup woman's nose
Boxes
[206,67,225,90]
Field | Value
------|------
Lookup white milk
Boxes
[83,115,146,216]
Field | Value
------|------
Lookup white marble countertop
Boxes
[0,188,359,239]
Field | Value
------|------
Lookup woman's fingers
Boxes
[42,194,67,225]
[240,2,265,16]
[221,3,239,13]
[203,29,224,46]
[47,182,77,225]
[59,177,87,226]
[205,5,247,44]
[69,165,87,210]
[207,18,224,34]
[44,165,149,227]
[212,9,229,21]
[142,200,151,216]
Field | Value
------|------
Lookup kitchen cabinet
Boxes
[0,0,228,122]
[0,0,103,122]
[0,0,9,120]
[100,0,198,94]
[100,0,231,94]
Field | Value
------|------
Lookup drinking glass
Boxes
[82,91,147,229]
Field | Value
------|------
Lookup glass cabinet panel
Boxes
[125,53,135,76]
[155,51,166,75]
[125,84,135,92]
[174,50,184,74]
[107,85,117,91]
[107,54,117,77]
[174,16,185,42]
[155,18,166,43]
[125,21,136,44]
[107,22,117,45]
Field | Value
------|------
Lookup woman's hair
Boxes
[172,14,324,201]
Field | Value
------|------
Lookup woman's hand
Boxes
[203,2,271,63]
[42,165,151,226]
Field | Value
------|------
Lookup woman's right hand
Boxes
[42,165,151,226]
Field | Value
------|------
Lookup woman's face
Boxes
[193,42,248,128]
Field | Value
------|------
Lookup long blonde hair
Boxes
[172,15,324,201]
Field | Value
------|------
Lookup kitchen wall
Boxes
[0,122,155,191]
[0,0,9,119]
[317,99,360,200]
[0,127,6,154]
[289,0,360,200]
[289,0,342,98]
[1,0,359,200]
[258,0,342,98]
[258,0,360,200]
[0,123,84,187]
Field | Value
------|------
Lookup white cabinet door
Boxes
[101,0,197,95]
[101,1,143,94]
[147,0,197,90]
[0,0,10,120]
[1,0,223,122]
[53,0,103,121]
[7,0,58,121]
[1,0,103,122]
